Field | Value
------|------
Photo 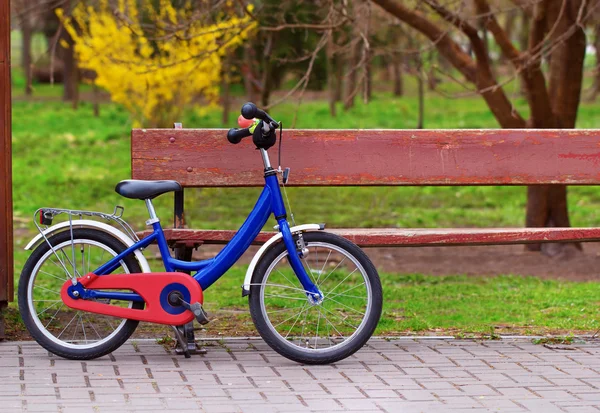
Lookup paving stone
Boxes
[3,337,600,412]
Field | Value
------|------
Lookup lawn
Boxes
[9,65,600,338]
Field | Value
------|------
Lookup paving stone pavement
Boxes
[1,338,600,412]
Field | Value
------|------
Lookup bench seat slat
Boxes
[137,227,600,248]
[132,128,600,186]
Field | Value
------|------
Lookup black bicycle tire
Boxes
[18,228,144,360]
[248,231,382,365]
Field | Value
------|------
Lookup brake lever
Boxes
[283,167,290,184]
[261,120,279,134]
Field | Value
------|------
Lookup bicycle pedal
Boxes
[177,296,210,325]
[189,302,210,325]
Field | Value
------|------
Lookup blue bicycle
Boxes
[18,103,383,365]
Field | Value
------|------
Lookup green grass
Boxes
[10,64,600,337]
[13,257,600,339]
[198,267,600,336]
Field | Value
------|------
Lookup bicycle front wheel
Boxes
[249,231,382,364]
[18,228,144,360]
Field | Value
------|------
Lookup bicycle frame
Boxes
[84,149,321,304]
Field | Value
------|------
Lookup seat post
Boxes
[145,199,159,225]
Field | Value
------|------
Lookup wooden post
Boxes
[0,0,13,339]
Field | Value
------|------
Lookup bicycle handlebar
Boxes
[226,127,252,144]
[241,102,273,123]
[227,102,279,145]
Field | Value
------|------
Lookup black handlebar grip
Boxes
[241,102,269,121]
[227,127,252,144]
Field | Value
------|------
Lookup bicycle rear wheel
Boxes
[249,231,382,364]
[18,228,144,360]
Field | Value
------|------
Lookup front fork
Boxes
[277,218,323,303]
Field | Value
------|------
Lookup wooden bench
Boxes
[132,128,600,255]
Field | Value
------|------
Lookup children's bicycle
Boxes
[18,103,383,365]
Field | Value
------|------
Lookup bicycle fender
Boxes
[24,220,152,273]
[242,223,324,296]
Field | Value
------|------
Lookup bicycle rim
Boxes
[26,239,135,350]
[259,241,373,354]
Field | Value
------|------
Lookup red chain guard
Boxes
[60,272,203,325]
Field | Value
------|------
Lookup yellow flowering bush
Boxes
[58,0,255,127]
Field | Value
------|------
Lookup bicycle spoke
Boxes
[283,303,309,338]
[316,250,332,285]
[326,282,367,301]
[318,303,360,331]
[38,270,67,282]
[323,310,345,339]
[257,283,312,294]
[266,307,299,315]
[315,247,319,282]
[60,249,81,278]
[314,307,321,349]
[49,256,72,279]
[324,308,332,347]
[80,246,85,278]
[44,304,65,330]
[57,312,79,340]
[86,243,92,274]
[326,296,366,317]
[36,300,62,317]
[325,268,358,297]
[274,303,310,329]
[298,303,311,348]
[264,293,307,301]
[34,285,61,295]
[80,314,87,343]
[275,269,299,288]
[301,256,315,283]
[83,313,103,340]
[317,256,347,286]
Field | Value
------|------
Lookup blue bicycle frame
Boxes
[79,151,321,303]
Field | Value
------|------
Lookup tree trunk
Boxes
[334,52,343,102]
[61,30,78,103]
[326,32,337,117]
[427,51,437,91]
[518,10,529,95]
[371,0,587,258]
[416,55,424,129]
[524,0,587,255]
[363,53,372,104]
[92,83,99,117]
[504,8,518,44]
[392,53,403,96]
[344,40,361,110]
[221,54,231,125]
[260,33,275,108]
[242,46,260,103]
[21,17,33,96]
[589,24,600,101]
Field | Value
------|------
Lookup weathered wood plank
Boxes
[0,0,13,303]
[132,129,600,187]
[137,227,600,247]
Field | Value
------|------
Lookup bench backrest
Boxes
[131,129,600,187]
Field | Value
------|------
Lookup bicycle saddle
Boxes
[115,180,182,200]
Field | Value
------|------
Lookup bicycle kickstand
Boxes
[171,322,207,358]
